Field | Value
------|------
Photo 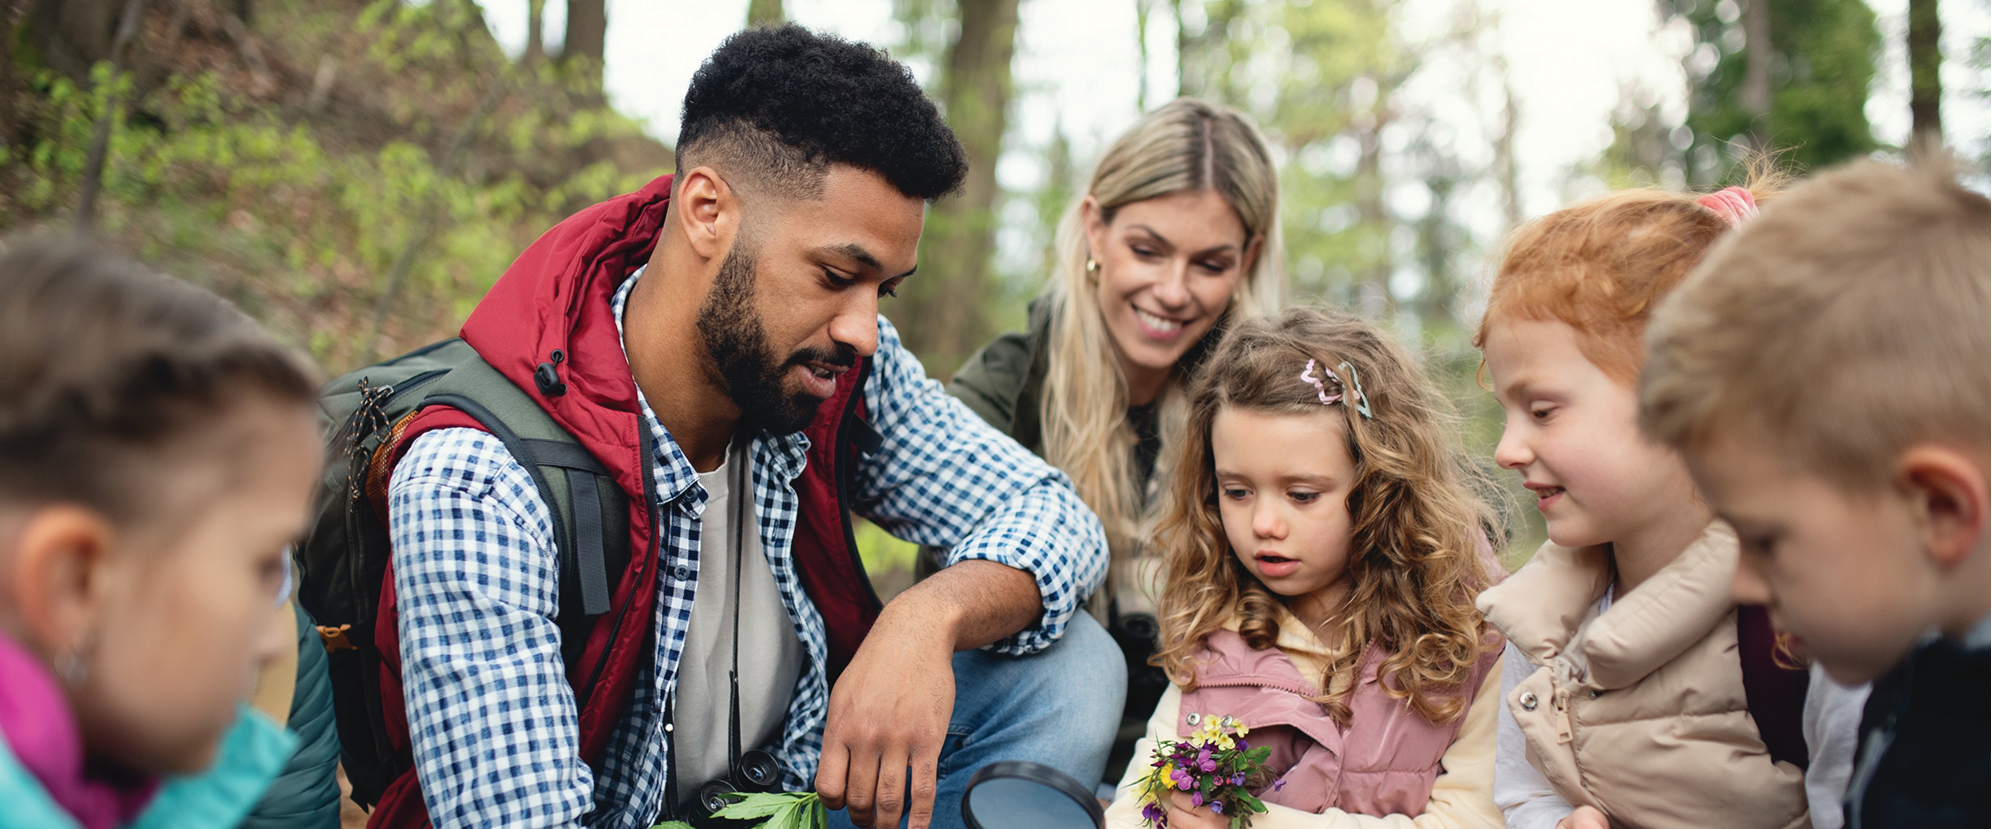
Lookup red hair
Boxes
[1474,180,1781,383]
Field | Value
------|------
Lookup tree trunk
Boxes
[747,0,785,27]
[1135,0,1151,110]
[1493,64,1523,234]
[560,0,607,87]
[1739,0,1774,147]
[1353,103,1391,318]
[525,0,546,63]
[897,0,1022,372]
[74,0,146,231]
[26,0,122,82]
[1908,0,1942,146]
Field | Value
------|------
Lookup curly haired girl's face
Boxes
[1212,406,1358,625]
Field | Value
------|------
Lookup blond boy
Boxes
[1642,158,1990,829]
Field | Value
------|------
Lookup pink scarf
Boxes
[0,630,160,829]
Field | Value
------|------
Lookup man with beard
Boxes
[376,24,1121,829]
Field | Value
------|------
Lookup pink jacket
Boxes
[1179,626,1503,816]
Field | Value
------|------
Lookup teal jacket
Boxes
[237,603,342,829]
[0,707,295,829]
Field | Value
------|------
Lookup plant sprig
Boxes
[651,791,827,829]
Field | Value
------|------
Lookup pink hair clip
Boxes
[1696,186,1759,229]
[1299,359,1372,419]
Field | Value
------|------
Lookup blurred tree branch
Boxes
[73,0,145,231]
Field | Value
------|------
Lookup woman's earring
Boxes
[1085,256,1101,274]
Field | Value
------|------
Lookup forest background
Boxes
[3,0,1988,592]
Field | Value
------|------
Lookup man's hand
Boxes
[815,560,1040,829]
[815,595,956,829]
[1164,792,1232,829]
[1557,805,1610,829]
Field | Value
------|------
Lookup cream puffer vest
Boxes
[1476,522,1809,829]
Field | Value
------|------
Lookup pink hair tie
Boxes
[1696,186,1759,229]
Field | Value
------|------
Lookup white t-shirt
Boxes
[673,437,805,792]
[1491,591,1869,829]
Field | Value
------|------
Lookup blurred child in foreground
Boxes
[1641,157,1990,829]
[0,238,321,828]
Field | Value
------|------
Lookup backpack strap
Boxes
[410,355,632,678]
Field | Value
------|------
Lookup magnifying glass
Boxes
[960,760,1105,829]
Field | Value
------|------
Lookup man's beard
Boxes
[695,243,856,435]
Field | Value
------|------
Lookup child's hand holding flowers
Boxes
[1135,714,1277,829]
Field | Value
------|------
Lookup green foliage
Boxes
[1677,0,1880,179]
[1178,0,1405,311]
[1,0,665,374]
[855,517,921,577]
[696,791,829,829]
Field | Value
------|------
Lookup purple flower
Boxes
[1230,774,1245,786]
[1273,779,1287,792]
[1192,792,1205,807]
[1236,739,1250,751]
[1142,803,1164,822]
[1211,801,1225,814]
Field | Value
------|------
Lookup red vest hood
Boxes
[456,173,678,503]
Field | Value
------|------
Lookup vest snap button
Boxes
[1186,712,1202,726]
[1520,692,1538,711]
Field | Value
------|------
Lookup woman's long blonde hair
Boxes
[1153,308,1501,726]
[1041,98,1286,594]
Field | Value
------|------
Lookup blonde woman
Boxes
[943,97,1285,782]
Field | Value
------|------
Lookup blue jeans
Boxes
[827,611,1125,829]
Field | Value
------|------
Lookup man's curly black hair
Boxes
[677,24,967,202]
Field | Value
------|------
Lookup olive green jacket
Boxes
[947,298,1054,455]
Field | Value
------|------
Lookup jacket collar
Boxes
[459,174,676,504]
[1480,521,1739,689]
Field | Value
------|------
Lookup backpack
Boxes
[292,338,633,808]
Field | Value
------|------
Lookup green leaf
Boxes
[712,791,816,821]
[759,803,803,829]
[650,822,695,829]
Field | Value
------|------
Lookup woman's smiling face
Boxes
[1085,189,1257,404]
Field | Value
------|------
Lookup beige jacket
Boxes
[1476,523,1809,829]
[1104,613,1505,829]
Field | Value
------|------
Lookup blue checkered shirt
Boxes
[388,272,1107,829]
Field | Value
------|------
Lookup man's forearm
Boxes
[883,559,1042,651]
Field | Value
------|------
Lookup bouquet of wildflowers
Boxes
[1135,713,1277,829]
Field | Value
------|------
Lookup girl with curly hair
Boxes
[1104,307,1506,829]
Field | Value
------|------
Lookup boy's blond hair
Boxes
[1641,157,1991,489]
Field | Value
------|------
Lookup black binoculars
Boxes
[688,748,784,826]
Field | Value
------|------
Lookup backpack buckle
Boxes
[317,624,358,653]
